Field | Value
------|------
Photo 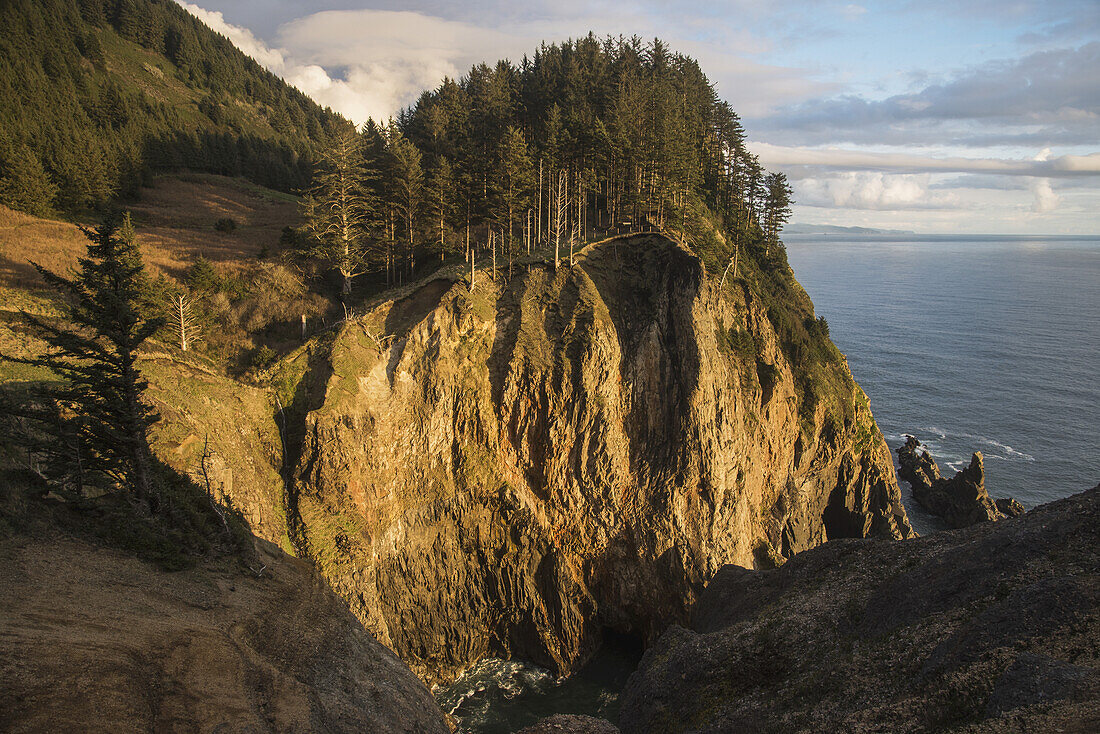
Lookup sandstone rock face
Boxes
[897,435,1023,528]
[283,234,912,683]
[619,485,1100,733]
[0,531,450,733]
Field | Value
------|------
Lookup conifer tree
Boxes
[389,134,424,279]
[763,172,793,255]
[9,212,163,503]
[495,126,534,272]
[427,156,455,262]
[0,142,57,217]
[302,126,377,296]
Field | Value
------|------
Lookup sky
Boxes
[176,1,1100,234]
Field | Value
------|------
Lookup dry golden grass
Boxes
[0,207,90,290]
[0,174,300,292]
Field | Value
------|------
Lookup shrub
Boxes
[214,217,237,234]
[248,344,276,371]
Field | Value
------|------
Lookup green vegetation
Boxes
[214,216,237,233]
[0,0,342,217]
[9,213,163,499]
[297,36,793,297]
[1,211,249,567]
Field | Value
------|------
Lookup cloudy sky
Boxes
[177,0,1099,234]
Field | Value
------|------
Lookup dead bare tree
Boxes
[553,169,568,268]
[719,240,741,291]
[171,293,200,352]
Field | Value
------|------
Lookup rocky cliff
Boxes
[619,485,1100,732]
[276,233,912,683]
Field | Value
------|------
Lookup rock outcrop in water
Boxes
[275,233,912,683]
[619,485,1100,733]
[897,435,1023,528]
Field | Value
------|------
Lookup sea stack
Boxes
[897,435,1024,528]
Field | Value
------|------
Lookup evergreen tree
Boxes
[427,156,455,262]
[186,255,220,294]
[495,126,534,271]
[8,212,163,503]
[0,142,57,216]
[763,172,793,255]
[389,134,424,279]
[302,126,377,296]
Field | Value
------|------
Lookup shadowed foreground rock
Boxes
[897,435,1024,528]
[0,530,449,733]
[619,485,1100,733]
[517,714,621,733]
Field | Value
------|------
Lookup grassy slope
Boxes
[0,173,298,289]
[0,175,316,548]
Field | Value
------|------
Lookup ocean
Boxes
[438,234,1100,730]
[785,233,1100,533]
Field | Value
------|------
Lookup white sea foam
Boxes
[978,438,1035,462]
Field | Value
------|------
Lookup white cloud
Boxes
[796,172,960,210]
[753,142,1100,177]
[1029,178,1060,212]
[275,10,533,122]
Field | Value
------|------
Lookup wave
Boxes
[903,427,1036,464]
[435,657,556,724]
[977,437,1036,462]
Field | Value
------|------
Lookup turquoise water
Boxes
[786,234,1100,533]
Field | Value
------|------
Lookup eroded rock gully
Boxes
[278,233,912,683]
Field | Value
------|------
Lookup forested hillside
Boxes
[298,36,818,407]
[307,36,792,290]
[0,0,342,216]
[0,1,815,402]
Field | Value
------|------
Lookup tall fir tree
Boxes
[9,212,163,503]
[302,126,378,296]
[389,133,424,280]
[495,126,534,271]
[763,172,793,256]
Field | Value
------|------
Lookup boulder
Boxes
[619,485,1100,733]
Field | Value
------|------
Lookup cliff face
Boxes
[282,234,912,683]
